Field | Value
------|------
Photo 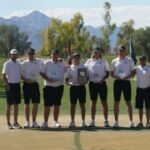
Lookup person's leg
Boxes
[113,80,121,123]
[99,82,108,121]
[101,100,108,121]
[80,103,86,122]
[70,104,76,122]
[53,86,64,126]
[14,104,18,123]
[32,83,40,123]
[53,105,60,122]
[6,104,11,124]
[44,106,50,122]
[114,101,120,122]
[32,103,38,122]
[126,101,133,122]
[91,100,97,121]
[139,109,143,123]
[89,82,97,122]
[146,109,150,124]
[24,104,30,122]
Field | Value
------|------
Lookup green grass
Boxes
[0,56,137,115]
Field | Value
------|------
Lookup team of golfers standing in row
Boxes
[2,45,150,129]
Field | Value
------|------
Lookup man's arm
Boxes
[40,72,57,83]
[2,73,9,90]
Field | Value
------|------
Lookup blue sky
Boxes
[1,0,150,17]
[1,0,150,28]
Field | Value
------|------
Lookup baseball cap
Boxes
[28,48,35,55]
[117,45,126,51]
[72,53,81,58]
[92,47,101,53]
[52,49,59,54]
[10,49,18,55]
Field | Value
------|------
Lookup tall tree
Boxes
[117,19,135,50]
[100,1,116,53]
[133,27,150,61]
[41,13,90,57]
[0,25,31,57]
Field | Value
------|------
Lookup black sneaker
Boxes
[136,122,143,128]
[13,123,22,129]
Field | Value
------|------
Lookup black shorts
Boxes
[135,87,150,109]
[23,82,40,104]
[43,85,64,107]
[114,80,131,101]
[89,81,107,101]
[70,86,86,104]
[6,83,21,105]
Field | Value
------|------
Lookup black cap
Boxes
[117,45,126,51]
[72,53,80,58]
[92,47,101,53]
[52,49,59,54]
[28,48,35,55]
[139,55,146,60]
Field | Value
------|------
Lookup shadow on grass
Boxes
[23,126,150,132]
[0,91,6,98]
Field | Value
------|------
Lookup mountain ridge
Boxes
[0,11,119,50]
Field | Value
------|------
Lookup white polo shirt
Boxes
[21,58,44,82]
[135,65,150,89]
[41,59,66,87]
[85,58,109,82]
[111,56,134,80]
[66,64,86,85]
[2,59,22,83]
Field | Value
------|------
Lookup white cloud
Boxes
[5,5,150,28]
[5,10,34,18]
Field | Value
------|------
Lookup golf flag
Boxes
[129,36,137,65]
[67,39,72,65]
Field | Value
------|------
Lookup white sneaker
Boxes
[69,121,76,128]
[52,121,61,128]
[31,121,40,128]
[104,121,110,127]
[82,122,87,128]
[23,122,30,128]
[41,122,48,128]
[88,120,95,127]
[129,122,135,128]
[6,123,13,129]
[113,121,119,128]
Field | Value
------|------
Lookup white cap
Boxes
[10,49,18,55]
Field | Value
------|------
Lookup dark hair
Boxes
[139,55,146,61]
[28,48,35,55]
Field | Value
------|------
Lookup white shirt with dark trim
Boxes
[85,58,109,82]
[66,64,86,85]
[135,65,150,89]
[41,59,66,87]
[2,59,22,83]
[21,58,44,82]
[111,56,134,80]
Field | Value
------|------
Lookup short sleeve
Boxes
[104,60,110,71]
[111,60,115,72]
[2,62,8,74]
[85,59,90,67]
[40,63,46,73]
[130,59,135,70]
